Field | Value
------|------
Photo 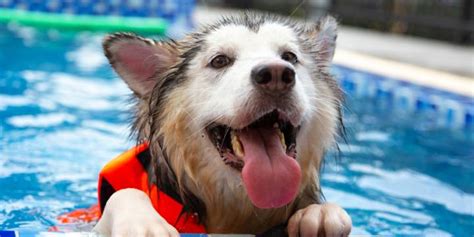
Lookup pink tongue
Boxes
[238,128,301,209]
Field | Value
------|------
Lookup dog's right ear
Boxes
[103,33,179,97]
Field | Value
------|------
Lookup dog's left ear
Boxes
[103,33,179,97]
[304,16,337,67]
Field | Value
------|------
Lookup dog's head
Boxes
[103,13,341,214]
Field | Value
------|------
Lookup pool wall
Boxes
[0,0,194,19]
[334,65,473,129]
[0,0,195,36]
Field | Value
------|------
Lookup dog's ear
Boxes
[103,33,179,96]
[304,16,337,67]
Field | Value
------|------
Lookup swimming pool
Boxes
[1,24,473,236]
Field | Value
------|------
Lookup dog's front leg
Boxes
[93,188,179,237]
[287,203,352,237]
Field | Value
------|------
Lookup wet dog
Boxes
[94,12,351,236]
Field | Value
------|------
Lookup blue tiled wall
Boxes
[334,65,473,129]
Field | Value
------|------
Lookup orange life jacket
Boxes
[97,143,206,233]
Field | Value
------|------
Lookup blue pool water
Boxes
[1,24,473,236]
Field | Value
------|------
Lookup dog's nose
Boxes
[251,64,295,94]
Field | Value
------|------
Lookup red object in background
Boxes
[57,204,101,224]
[49,204,101,232]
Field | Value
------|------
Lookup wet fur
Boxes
[104,12,343,234]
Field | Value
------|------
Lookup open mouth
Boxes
[206,110,299,171]
[206,109,302,208]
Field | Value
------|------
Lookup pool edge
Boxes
[333,49,474,98]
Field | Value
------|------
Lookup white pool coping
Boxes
[333,50,474,98]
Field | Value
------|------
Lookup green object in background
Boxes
[0,8,168,34]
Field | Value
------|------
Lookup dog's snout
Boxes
[251,64,295,94]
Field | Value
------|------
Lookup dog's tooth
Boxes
[231,131,245,158]
[277,129,287,151]
[273,122,278,128]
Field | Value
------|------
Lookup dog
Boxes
[93,12,351,236]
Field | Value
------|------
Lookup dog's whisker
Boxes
[218,121,233,151]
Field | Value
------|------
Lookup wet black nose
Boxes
[251,64,295,94]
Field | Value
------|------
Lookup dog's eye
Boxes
[281,51,298,64]
[210,55,231,69]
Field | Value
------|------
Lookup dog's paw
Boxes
[287,203,351,237]
[95,215,179,237]
[93,189,180,237]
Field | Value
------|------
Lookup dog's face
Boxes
[187,22,312,129]
[103,14,341,213]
